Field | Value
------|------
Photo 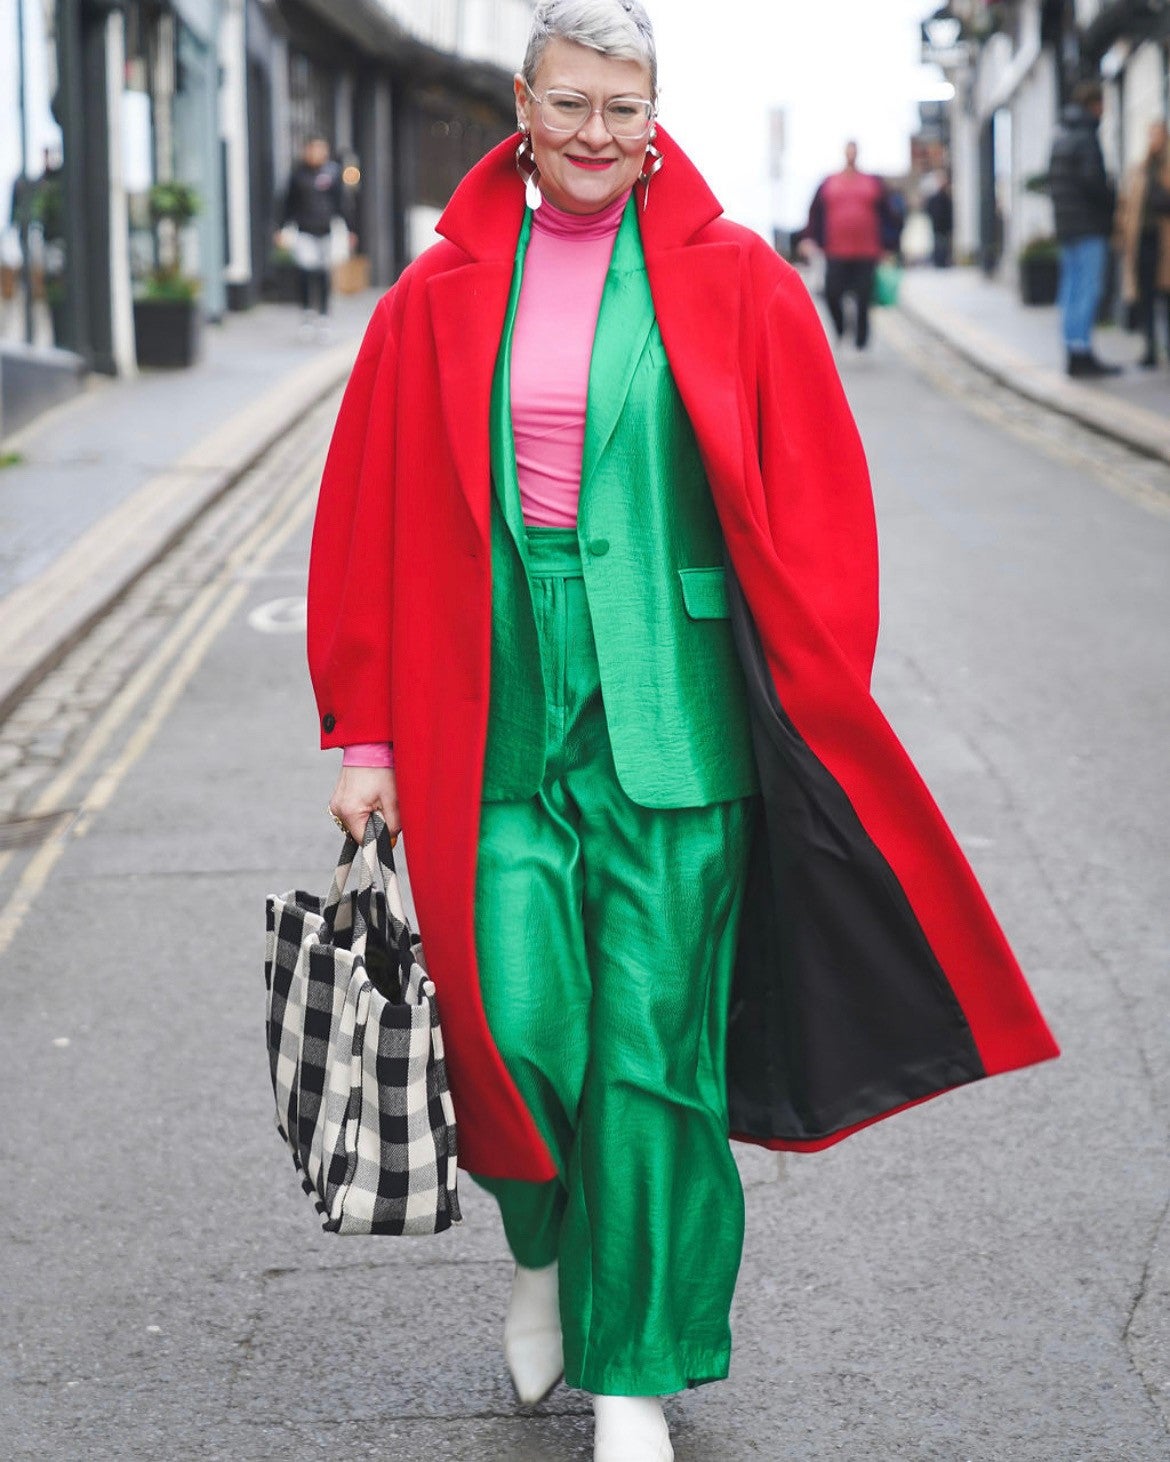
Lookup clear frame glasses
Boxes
[525,84,655,140]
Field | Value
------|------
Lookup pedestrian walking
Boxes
[801,140,895,348]
[307,3,1058,1459]
[1115,119,1170,369]
[926,171,954,267]
[1047,80,1121,378]
[276,137,356,341]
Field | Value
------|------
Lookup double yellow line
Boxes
[0,461,321,961]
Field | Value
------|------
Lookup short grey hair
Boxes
[522,0,658,95]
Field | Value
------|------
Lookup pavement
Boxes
[0,290,379,720]
[899,265,1170,463]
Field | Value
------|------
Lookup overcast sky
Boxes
[651,0,944,233]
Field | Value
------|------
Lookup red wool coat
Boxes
[308,131,1058,1182]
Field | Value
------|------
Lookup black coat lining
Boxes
[725,568,986,1143]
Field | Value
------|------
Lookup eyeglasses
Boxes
[525,83,655,140]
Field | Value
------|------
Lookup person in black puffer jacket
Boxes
[1047,81,1121,378]
[277,138,357,339]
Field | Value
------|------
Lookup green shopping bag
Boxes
[872,261,902,307]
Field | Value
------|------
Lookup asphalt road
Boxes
[1,311,1167,1461]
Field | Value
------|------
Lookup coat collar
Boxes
[436,125,725,262]
[429,126,749,549]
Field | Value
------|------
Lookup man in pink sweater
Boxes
[802,141,895,350]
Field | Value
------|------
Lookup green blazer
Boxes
[483,199,757,809]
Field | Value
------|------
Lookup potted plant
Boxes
[133,182,203,368]
[1018,235,1060,306]
[264,241,301,304]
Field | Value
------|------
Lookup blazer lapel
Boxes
[581,201,658,496]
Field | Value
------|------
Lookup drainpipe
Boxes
[104,7,136,375]
[55,0,88,359]
[978,0,1044,119]
[16,0,35,345]
[221,0,253,309]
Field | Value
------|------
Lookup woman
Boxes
[1116,119,1170,368]
[310,4,1058,1458]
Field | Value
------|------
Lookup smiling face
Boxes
[515,38,654,215]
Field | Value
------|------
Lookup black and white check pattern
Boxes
[264,816,460,1235]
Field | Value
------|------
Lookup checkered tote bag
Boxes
[264,814,461,1235]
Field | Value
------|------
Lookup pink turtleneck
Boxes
[512,190,629,527]
[341,192,629,771]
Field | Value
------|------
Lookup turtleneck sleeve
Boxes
[511,192,630,527]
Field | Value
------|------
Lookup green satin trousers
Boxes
[473,527,755,1396]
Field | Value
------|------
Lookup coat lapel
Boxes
[427,261,517,548]
[424,127,754,546]
[490,210,535,560]
[645,242,761,536]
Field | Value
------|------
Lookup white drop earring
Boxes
[638,128,664,212]
[516,128,543,211]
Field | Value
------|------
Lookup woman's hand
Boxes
[328,767,401,844]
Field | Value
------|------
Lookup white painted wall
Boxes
[371,0,532,69]
[973,30,1017,118]
[0,0,61,214]
[468,0,533,68]
[954,3,1063,273]
[1009,50,1058,255]
[218,0,252,287]
[951,73,982,260]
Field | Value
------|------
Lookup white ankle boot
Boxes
[503,1261,563,1405]
[592,1395,674,1462]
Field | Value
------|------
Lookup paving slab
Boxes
[0,292,378,722]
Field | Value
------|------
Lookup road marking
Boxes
[247,596,307,633]
[0,463,319,961]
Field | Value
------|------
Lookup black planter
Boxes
[226,279,256,312]
[262,261,301,304]
[1019,255,1060,306]
[133,298,203,368]
[48,297,70,349]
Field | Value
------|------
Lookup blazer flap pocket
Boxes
[679,567,730,620]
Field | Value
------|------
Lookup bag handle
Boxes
[322,814,399,959]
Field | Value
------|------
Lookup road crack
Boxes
[890,647,1170,1437]
[1122,1192,1170,1438]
